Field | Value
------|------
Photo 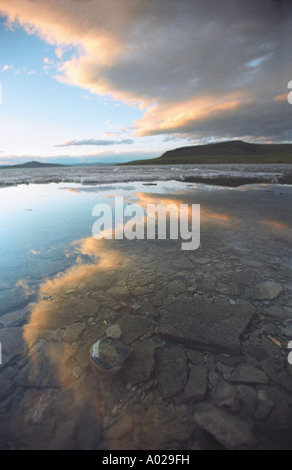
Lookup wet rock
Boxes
[105,324,122,340]
[186,349,205,366]
[184,365,207,402]
[197,279,215,292]
[121,339,156,384]
[254,390,274,421]
[90,337,132,374]
[236,385,259,417]
[138,402,196,449]
[159,300,255,355]
[118,315,149,344]
[193,403,257,450]
[211,379,240,413]
[0,327,28,364]
[229,364,269,385]
[105,413,134,441]
[261,357,292,393]
[167,280,186,296]
[255,386,292,431]
[232,271,254,286]
[251,281,283,300]
[0,367,18,400]
[63,323,86,343]
[156,346,188,398]
[48,420,76,450]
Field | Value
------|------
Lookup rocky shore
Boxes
[0,184,291,450]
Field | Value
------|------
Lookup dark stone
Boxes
[184,365,207,402]
[229,364,269,385]
[156,346,188,398]
[121,339,156,384]
[0,327,28,365]
[193,402,257,450]
[159,300,255,355]
[261,357,292,393]
[118,315,149,344]
[211,379,240,413]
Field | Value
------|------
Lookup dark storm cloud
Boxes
[1,0,292,142]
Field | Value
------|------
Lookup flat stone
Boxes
[261,357,292,393]
[121,339,156,384]
[211,379,240,413]
[105,413,134,441]
[156,346,188,398]
[0,327,28,365]
[229,364,269,385]
[63,323,86,343]
[232,271,254,286]
[139,402,196,449]
[159,300,255,355]
[254,389,274,421]
[167,280,186,296]
[193,403,257,450]
[192,257,212,265]
[118,315,149,344]
[105,324,122,340]
[186,349,205,365]
[0,367,18,400]
[184,365,207,402]
[251,281,283,300]
[197,279,215,292]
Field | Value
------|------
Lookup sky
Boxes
[0,0,291,165]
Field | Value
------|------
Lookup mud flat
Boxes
[0,183,292,450]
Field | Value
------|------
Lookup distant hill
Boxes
[0,161,66,169]
[122,140,292,165]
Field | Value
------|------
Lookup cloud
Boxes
[55,139,134,147]
[0,0,291,142]
[2,64,13,72]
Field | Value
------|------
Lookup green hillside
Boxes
[122,140,292,165]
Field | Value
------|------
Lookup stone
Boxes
[159,300,255,355]
[138,402,196,449]
[121,339,156,384]
[186,349,205,365]
[90,338,132,374]
[0,367,18,400]
[261,357,292,393]
[105,413,134,441]
[0,327,28,365]
[105,324,122,340]
[256,386,292,431]
[232,271,254,286]
[118,315,149,344]
[156,346,188,398]
[236,385,259,417]
[167,280,186,296]
[63,323,86,343]
[184,365,207,402]
[193,403,257,450]
[192,257,211,265]
[254,390,274,421]
[197,279,215,292]
[211,379,240,413]
[251,281,283,300]
[229,364,269,385]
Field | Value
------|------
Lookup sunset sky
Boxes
[0,0,291,165]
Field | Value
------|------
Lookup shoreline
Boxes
[0,184,291,449]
